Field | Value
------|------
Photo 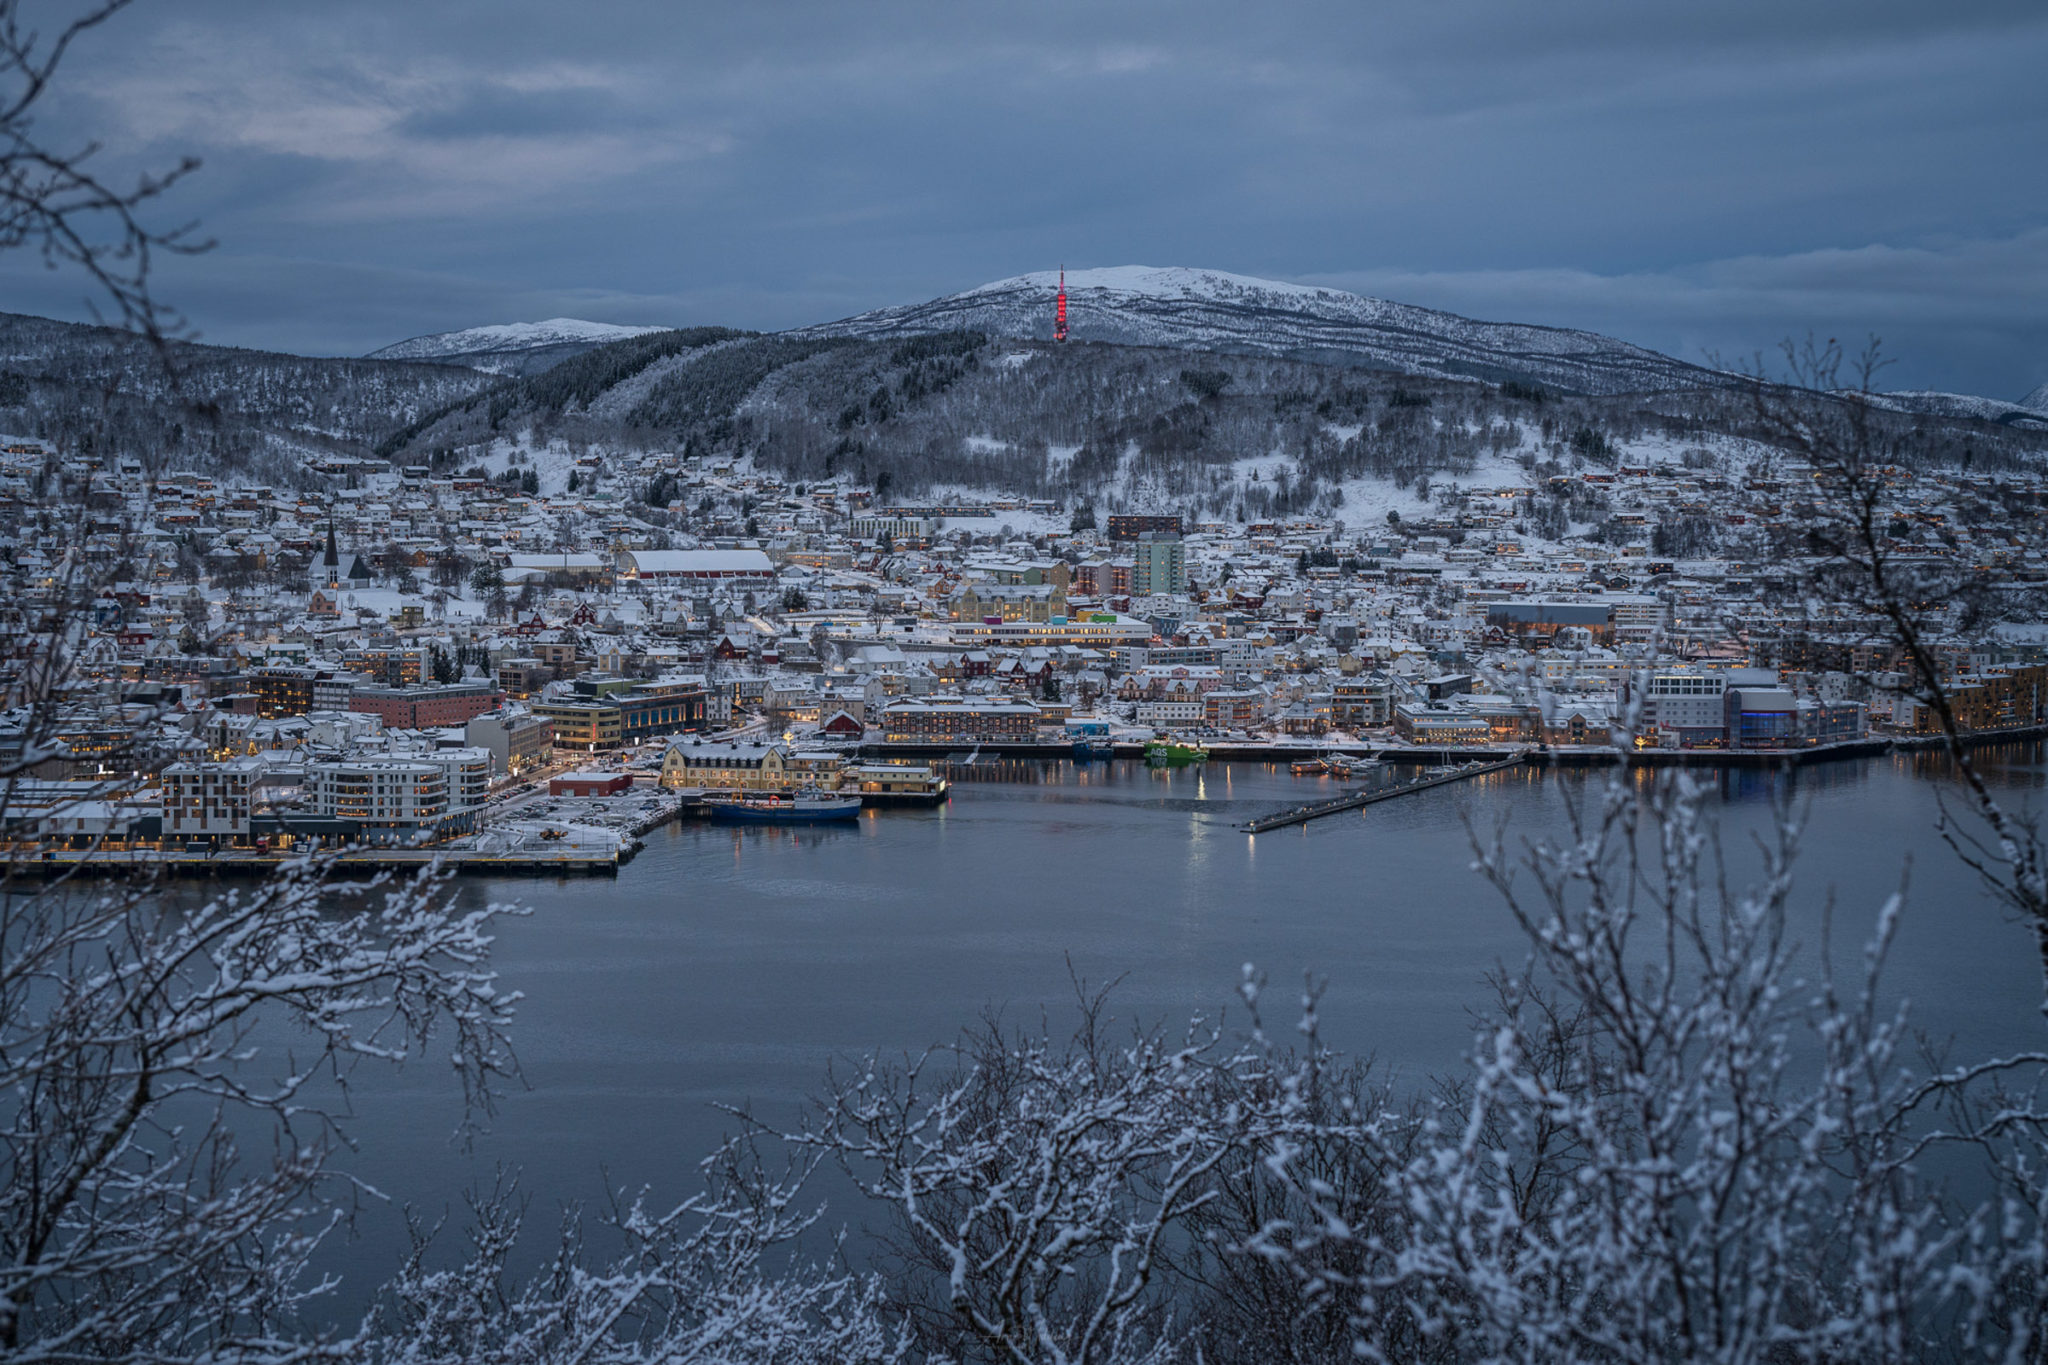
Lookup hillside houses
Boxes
[0,424,2043,862]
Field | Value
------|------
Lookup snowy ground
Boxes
[325,585,489,623]
[166,406,1791,561]
[935,511,1070,538]
[477,433,587,497]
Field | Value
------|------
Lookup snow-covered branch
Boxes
[0,860,520,1362]
[1246,768,2048,1363]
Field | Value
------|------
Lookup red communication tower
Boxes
[1055,265,1068,343]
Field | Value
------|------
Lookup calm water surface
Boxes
[306,749,2045,1308]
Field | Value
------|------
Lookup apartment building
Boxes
[877,695,1043,742]
[349,682,503,729]
[160,756,266,843]
[305,749,490,843]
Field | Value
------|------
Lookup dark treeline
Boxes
[0,312,493,485]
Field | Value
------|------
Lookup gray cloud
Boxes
[13,0,2045,397]
[1304,231,2048,393]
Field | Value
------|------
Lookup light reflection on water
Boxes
[200,747,2047,1319]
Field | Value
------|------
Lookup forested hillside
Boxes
[383,326,2048,523]
[4,303,2043,513]
[0,313,495,484]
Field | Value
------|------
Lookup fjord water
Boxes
[320,750,2044,1306]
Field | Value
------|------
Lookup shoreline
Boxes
[11,725,2039,879]
[862,722,2047,770]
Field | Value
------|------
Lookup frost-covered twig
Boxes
[363,1142,907,1365]
[0,857,521,1361]
[1246,766,2048,1363]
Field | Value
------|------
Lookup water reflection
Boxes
[718,819,870,862]
[237,745,2047,1327]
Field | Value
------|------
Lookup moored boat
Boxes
[1145,740,1209,767]
[705,788,862,822]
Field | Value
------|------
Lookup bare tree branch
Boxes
[0,0,210,356]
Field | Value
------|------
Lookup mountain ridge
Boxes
[368,317,670,377]
[1873,388,2048,429]
[791,265,1736,397]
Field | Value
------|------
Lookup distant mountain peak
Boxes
[2024,379,2048,413]
[795,265,1729,396]
[965,265,1341,302]
[368,318,668,365]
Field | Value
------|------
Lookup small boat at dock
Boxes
[705,788,862,822]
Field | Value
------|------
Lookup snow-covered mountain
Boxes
[367,318,670,375]
[793,266,1732,396]
[1872,389,2048,429]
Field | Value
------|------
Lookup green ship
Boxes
[1144,740,1209,767]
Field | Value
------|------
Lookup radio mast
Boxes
[1055,265,1068,343]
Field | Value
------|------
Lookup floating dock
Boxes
[1242,752,1530,833]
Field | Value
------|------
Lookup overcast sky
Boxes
[11,0,2046,397]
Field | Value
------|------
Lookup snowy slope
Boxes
[1872,389,2048,428]
[792,266,1733,396]
[370,318,666,361]
[368,318,671,375]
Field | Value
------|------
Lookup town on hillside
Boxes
[4,434,2044,870]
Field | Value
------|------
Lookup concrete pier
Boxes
[1242,752,1530,833]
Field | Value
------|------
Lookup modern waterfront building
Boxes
[304,748,491,843]
[1203,688,1264,728]
[1642,670,1737,739]
[160,756,266,842]
[1723,684,1799,748]
[1947,663,2048,732]
[1392,703,1493,745]
[1638,668,1768,746]
[1331,678,1394,730]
